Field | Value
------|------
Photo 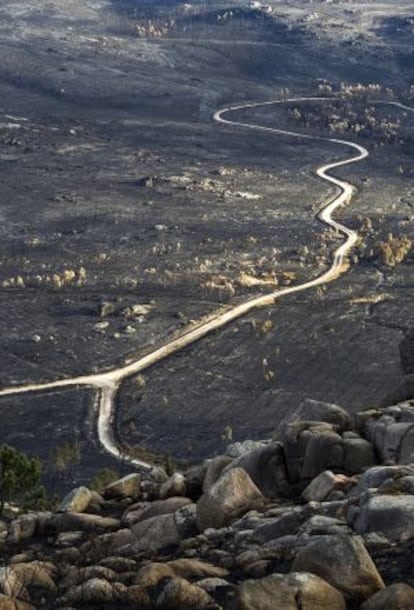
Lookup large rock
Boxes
[342,437,377,474]
[104,473,141,500]
[352,494,414,541]
[196,468,263,531]
[282,422,344,486]
[226,442,291,499]
[233,571,346,610]
[292,534,384,603]
[57,486,93,513]
[361,583,414,610]
[129,513,181,553]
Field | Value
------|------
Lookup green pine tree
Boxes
[0,444,44,516]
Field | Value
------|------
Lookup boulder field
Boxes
[0,398,413,609]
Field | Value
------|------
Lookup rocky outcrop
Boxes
[0,400,413,609]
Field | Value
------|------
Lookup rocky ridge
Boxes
[0,398,413,609]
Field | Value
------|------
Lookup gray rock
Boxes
[130,513,181,553]
[343,438,377,474]
[196,468,263,531]
[292,534,385,603]
[58,486,93,513]
[352,494,414,541]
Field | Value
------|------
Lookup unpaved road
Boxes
[0,96,388,470]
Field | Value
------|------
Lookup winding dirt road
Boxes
[0,97,399,470]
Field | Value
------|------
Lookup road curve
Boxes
[0,97,373,469]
